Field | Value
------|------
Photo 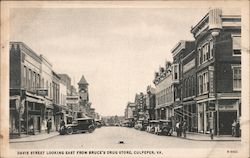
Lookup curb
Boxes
[9,134,59,143]
[172,135,241,141]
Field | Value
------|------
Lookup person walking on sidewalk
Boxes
[176,121,180,137]
[232,120,236,137]
[182,120,187,138]
[179,121,183,137]
[47,118,52,134]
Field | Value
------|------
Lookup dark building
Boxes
[171,41,195,124]
[146,85,156,120]
[9,42,46,136]
[191,8,241,135]
[181,41,197,132]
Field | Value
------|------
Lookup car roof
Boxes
[159,119,171,122]
[75,118,93,121]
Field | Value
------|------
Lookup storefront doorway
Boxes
[219,111,237,135]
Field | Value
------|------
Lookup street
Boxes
[10,127,241,149]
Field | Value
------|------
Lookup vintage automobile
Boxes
[157,119,173,136]
[62,118,96,134]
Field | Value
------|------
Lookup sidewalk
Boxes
[10,132,59,143]
[172,132,241,141]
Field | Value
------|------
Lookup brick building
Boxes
[10,42,46,136]
[191,8,241,135]
[146,85,156,120]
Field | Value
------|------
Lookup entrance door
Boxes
[219,111,237,135]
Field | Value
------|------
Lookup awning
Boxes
[173,105,183,109]
[26,96,45,104]
[182,100,196,105]
[10,95,20,100]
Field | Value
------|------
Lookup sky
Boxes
[10,8,209,116]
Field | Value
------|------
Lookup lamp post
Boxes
[210,27,221,138]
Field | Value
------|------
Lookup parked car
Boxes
[64,118,95,134]
[158,120,173,136]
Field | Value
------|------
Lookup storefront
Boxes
[183,101,198,132]
[217,99,239,135]
[197,98,240,135]
[9,93,46,136]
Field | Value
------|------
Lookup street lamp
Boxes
[210,26,221,139]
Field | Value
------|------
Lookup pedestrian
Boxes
[235,120,240,137]
[232,120,236,137]
[176,121,180,137]
[179,121,183,137]
[47,118,52,134]
[182,120,187,138]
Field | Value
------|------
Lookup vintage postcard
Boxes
[0,1,249,158]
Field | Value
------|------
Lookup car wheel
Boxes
[67,127,73,134]
[88,126,95,133]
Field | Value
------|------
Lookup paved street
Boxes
[10,127,241,149]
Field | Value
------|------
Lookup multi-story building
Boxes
[171,41,196,130]
[134,93,146,122]
[52,71,61,131]
[124,102,136,126]
[191,8,241,135]
[146,85,156,120]
[78,75,91,117]
[40,55,54,131]
[153,61,173,120]
[58,74,71,95]
[59,80,73,124]
[180,41,197,132]
[10,42,46,136]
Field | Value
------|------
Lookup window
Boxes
[232,66,241,90]
[23,66,26,87]
[232,35,241,56]
[37,74,40,88]
[33,72,36,91]
[192,76,195,96]
[198,71,209,95]
[173,64,179,80]
[209,40,213,59]
[189,77,192,96]
[198,41,213,66]
[28,69,32,90]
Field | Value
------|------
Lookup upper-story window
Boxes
[232,65,241,91]
[23,66,27,87]
[198,71,209,95]
[28,69,32,90]
[232,35,241,56]
[198,40,213,66]
[172,64,179,80]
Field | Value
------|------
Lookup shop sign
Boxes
[37,89,48,96]
[218,104,237,111]
[183,59,195,73]
[209,70,214,92]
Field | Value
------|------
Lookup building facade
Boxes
[146,85,156,120]
[10,42,46,136]
[153,61,173,121]
[191,8,241,135]
[180,41,197,132]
